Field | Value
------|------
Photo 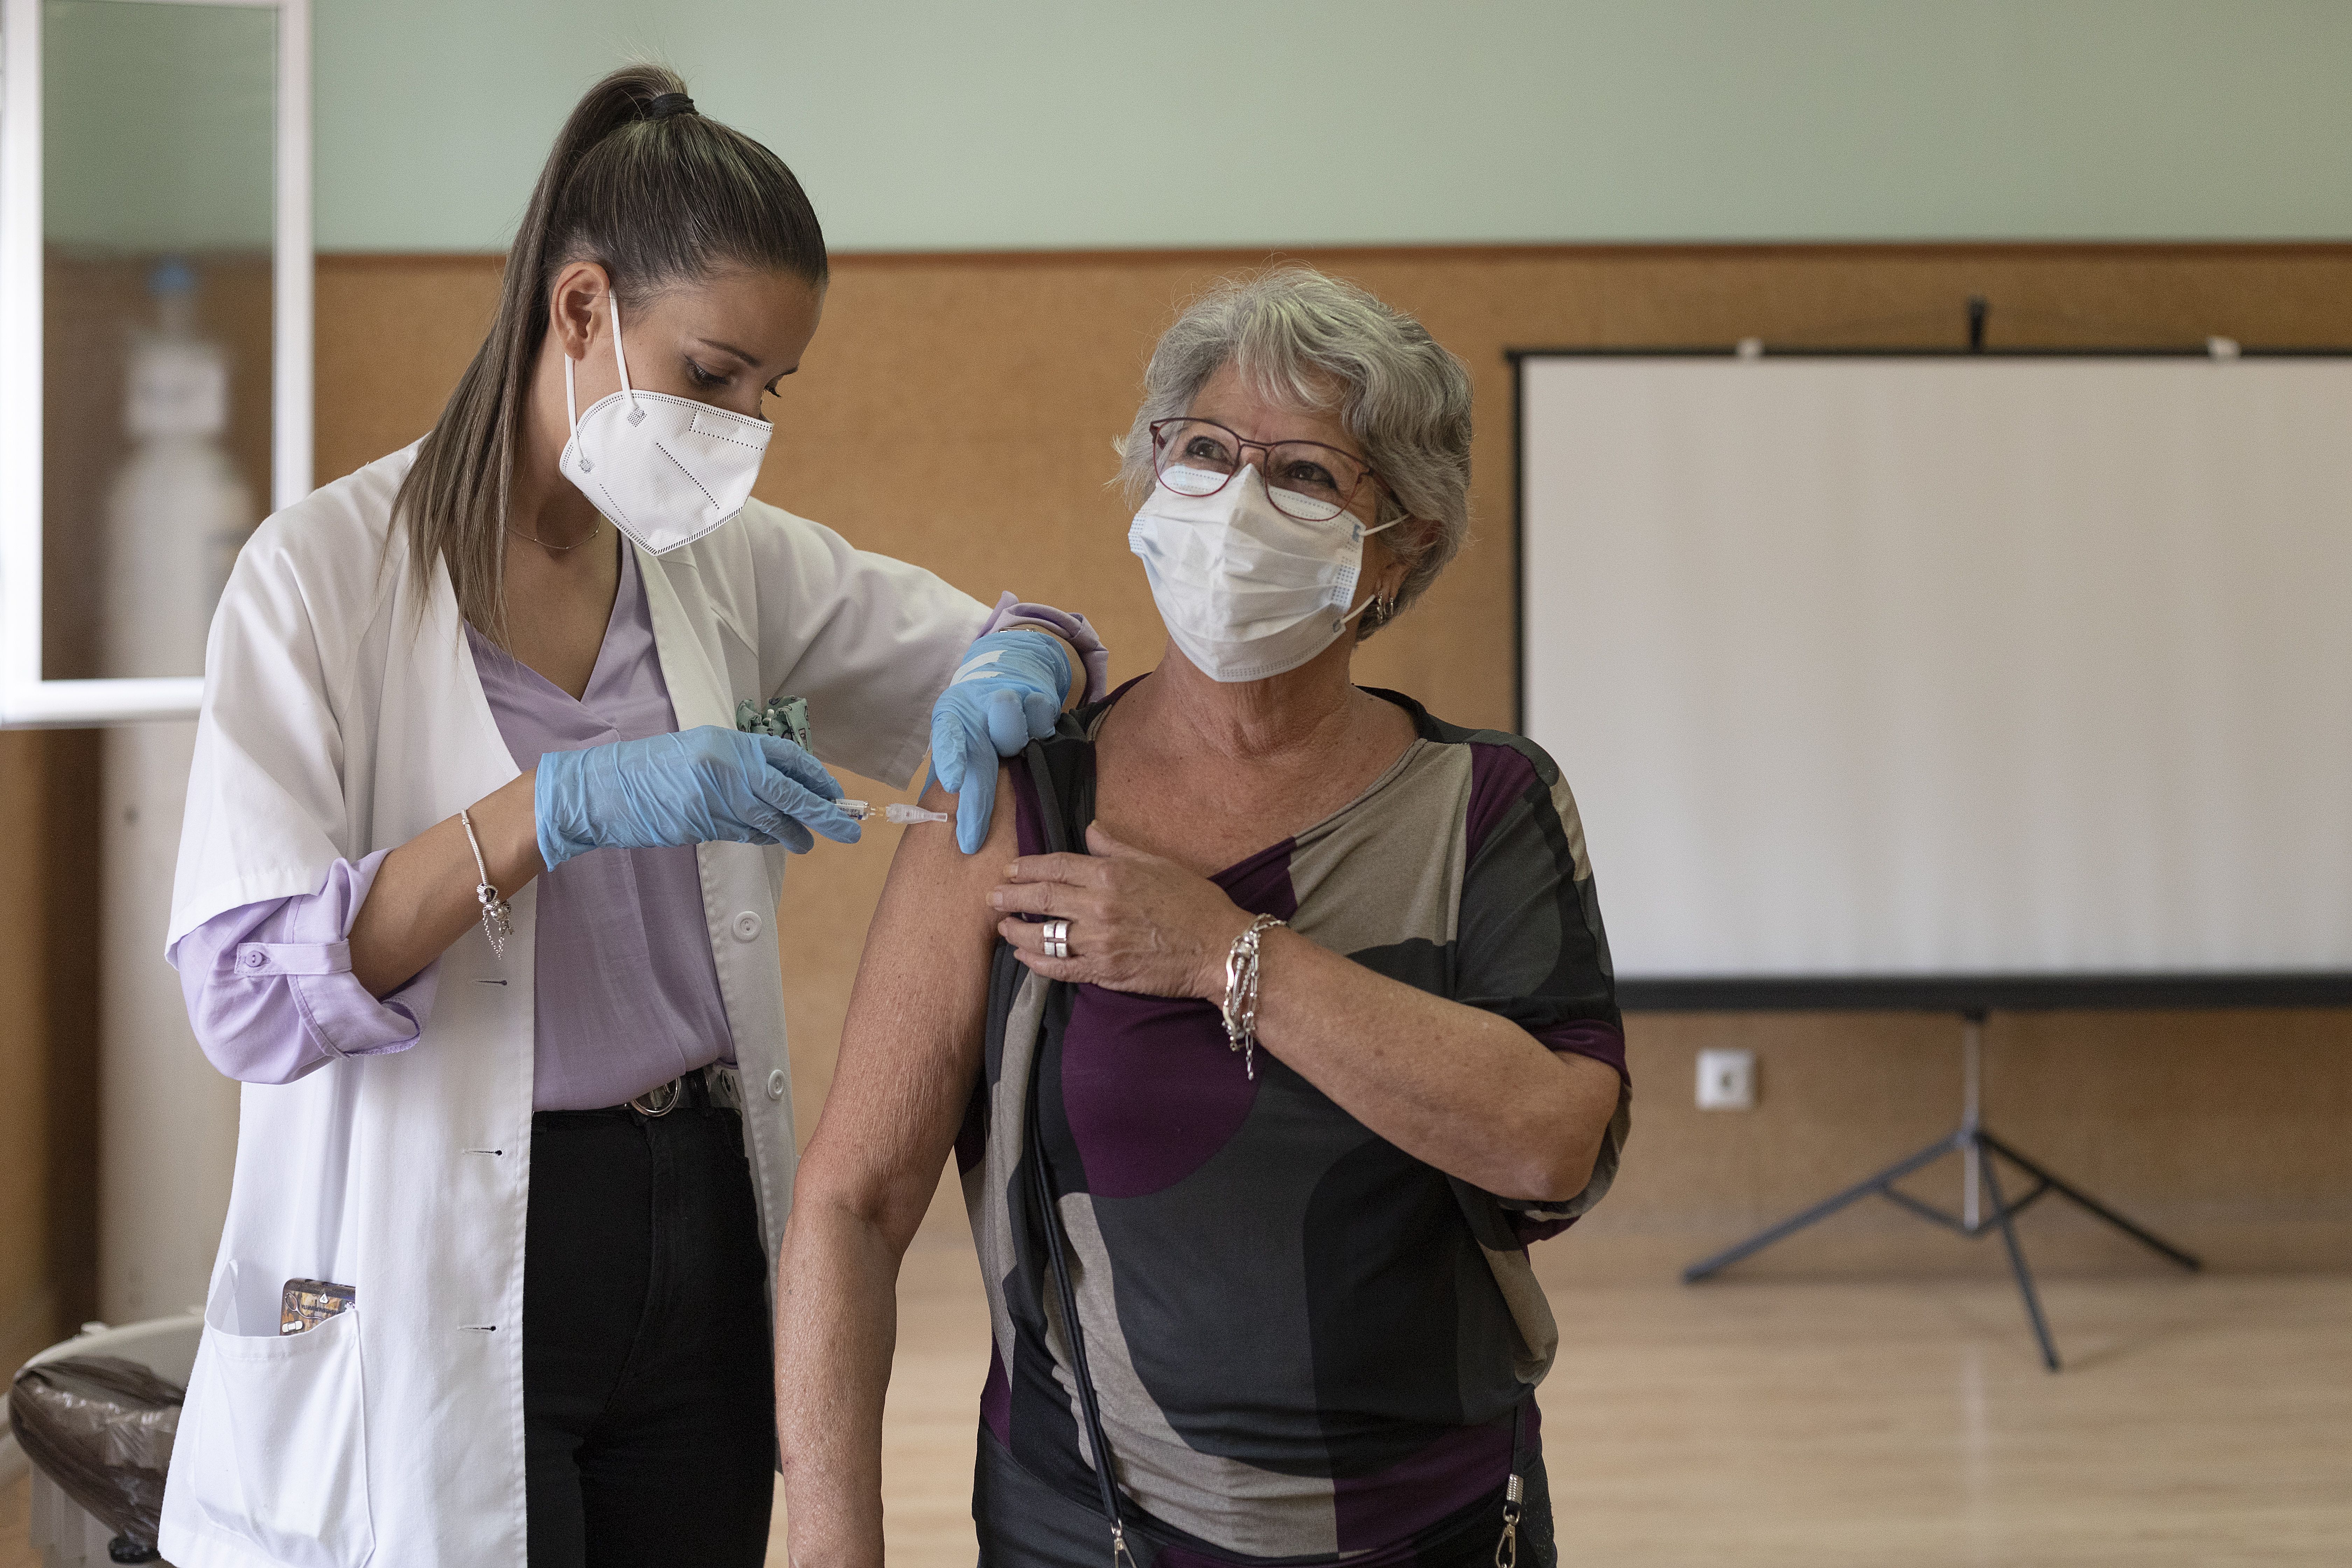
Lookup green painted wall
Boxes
[43,0,275,252]
[312,0,2352,251]
[35,1,2352,254]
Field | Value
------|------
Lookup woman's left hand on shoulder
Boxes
[990,824,1254,998]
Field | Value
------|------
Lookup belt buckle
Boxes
[629,1078,682,1119]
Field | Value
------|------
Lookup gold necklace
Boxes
[506,518,604,552]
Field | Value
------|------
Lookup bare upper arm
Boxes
[792,768,1016,1246]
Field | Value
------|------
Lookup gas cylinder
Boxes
[97,258,254,1321]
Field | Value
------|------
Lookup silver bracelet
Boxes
[1219,914,1286,1080]
[458,807,513,959]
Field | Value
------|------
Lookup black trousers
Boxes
[524,1097,775,1568]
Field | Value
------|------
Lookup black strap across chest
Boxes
[1015,734,1132,1550]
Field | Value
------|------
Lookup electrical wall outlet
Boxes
[1695,1048,1757,1110]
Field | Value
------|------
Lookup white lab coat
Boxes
[156,444,987,1568]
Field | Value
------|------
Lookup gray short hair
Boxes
[1115,267,1472,636]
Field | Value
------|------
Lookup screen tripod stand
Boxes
[1681,1010,2201,1370]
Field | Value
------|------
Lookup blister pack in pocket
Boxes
[170,1259,375,1568]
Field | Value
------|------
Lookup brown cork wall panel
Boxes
[0,730,55,1368]
[313,252,506,483]
[321,243,2352,730]
[306,245,2352,1275]
[0,727,100,1367]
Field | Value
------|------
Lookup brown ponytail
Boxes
[392,64,827,643]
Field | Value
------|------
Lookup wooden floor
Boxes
[7,1254,2345,1567]
[775,1244,2352,1568]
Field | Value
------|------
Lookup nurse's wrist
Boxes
[479,770,550,884]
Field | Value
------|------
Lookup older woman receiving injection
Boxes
[775,268,1630,1568]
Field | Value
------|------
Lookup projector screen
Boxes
[1517,354,2352,991]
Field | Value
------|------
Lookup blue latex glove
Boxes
[535,725,859,871]
[928,629,1073,853]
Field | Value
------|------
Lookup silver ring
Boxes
[1042,918,1071,960]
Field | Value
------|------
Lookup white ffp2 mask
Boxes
[560,296,772,554]
[1128,464,1400,683]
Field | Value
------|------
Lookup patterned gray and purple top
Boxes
[958,685,1631,1564]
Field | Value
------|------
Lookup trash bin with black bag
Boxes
[9,1317,198,1567]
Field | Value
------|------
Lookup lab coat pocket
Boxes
[180,1265,376,1568]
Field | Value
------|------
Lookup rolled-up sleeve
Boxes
[168,849,439,1084]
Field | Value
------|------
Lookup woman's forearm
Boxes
[775,1199,906,1568]
[776,775,1010,1562]
[1250,930,1621,1203]
[347,770,545,995]
[991,825,1623,1203]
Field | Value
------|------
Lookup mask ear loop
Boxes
[1338,584,1392,627]
[609,294,644,426]
[564,294,637,472]
[1338,500,1409,622]
[564,339,583,468]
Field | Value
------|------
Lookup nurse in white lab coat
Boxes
[156,66,1100,1568]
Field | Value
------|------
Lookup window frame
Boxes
[0,0,311,727]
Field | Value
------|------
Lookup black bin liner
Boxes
[9,1354,185,1561]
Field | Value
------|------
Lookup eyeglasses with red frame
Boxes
[1149,417,1386,525]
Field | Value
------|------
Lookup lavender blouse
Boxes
[170,546,739,1112]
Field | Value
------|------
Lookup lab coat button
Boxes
[733,911,762,941]
[765,1068,786,1101]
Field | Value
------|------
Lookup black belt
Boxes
[627,1070,710,1118]
[537,1066,741,1125]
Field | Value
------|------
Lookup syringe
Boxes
[836,800,951,826]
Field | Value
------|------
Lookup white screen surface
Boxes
[1518,356,2352,980]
